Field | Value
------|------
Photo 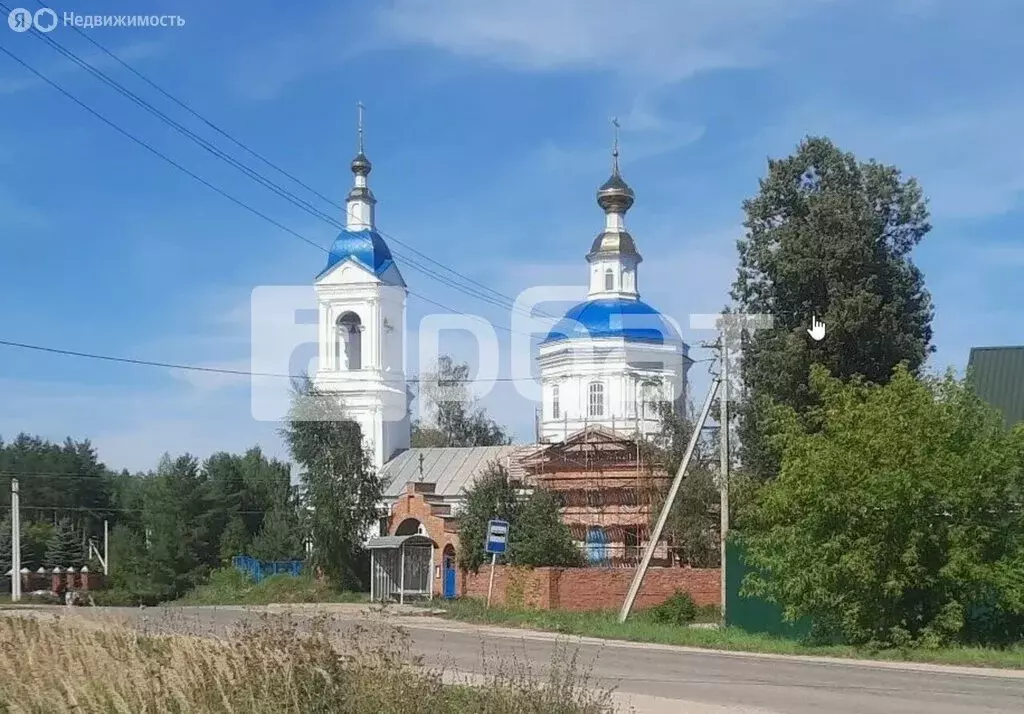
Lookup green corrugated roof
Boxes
[967,346,1024,427]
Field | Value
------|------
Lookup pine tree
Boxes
[44,516,83,569]
[144,454,216,598]
[250,506,301,562]
[0,512,13,575]
[218,515,250,562]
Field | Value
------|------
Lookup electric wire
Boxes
[0,43,551,340]
[6,8,553,321]
[29,0,524,315]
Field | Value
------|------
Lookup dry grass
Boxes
[0,611,618,714]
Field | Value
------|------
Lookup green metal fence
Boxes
[725,540,811,639]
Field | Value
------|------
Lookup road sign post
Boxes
[484,519,509,609]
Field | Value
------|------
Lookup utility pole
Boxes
[10,479,21,602]
[718,337,730,626]
[103,519,109,576]
[619,376,720,622]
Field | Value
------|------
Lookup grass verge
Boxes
[175,567,368,606]
[429,598,1024,670]
[0,611,617,713]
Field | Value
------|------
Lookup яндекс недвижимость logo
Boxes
[7,7,58,32]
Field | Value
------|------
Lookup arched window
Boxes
[335,312,362,370]
[551,384,560,420]
[588,381,605,417]
[604,268,614,291]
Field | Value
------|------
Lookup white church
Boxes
[313,112,691,475]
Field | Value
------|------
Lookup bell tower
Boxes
[313,103,410,470]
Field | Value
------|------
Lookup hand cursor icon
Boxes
[807,316,826,341]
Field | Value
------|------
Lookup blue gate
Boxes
[442,551,457,599]
[232,555,303,584]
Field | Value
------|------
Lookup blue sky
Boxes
[1,0,1021,472]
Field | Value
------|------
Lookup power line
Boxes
[12,504,276,515]
[9,10,553,321]
[1,470,110,479]
[0,338,544,382]
[31,0,528,316]
[0,43,547,339]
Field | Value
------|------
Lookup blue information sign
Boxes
[485,519,509,554]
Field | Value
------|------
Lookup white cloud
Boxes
[374,0,837,84]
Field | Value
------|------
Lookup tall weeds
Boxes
[0,612,616,713]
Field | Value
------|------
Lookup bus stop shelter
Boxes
[367,534,435,604]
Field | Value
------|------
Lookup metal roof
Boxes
[380,445,526,498]
[366,534,434,550]
[968,346,1024,427]
[542,298,682,345]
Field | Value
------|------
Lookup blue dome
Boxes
[543,298,681,345]
[318,229,403,284]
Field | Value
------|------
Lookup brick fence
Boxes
[460,566,719,611]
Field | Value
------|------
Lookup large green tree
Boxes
[731,137,935,479]
[741,365,1024,647]
[456,463,521,572]
[250,504,303,562]
[0,435,115,558]
[204,447,294,562]
[413,356,511,447]
[281,379,382,589]
[142,454,218,599]
[510,488,583,568]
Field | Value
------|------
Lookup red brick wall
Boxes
[459,565,557,608]
[460,565,719,611]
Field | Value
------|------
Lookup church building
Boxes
[317,111,692,599]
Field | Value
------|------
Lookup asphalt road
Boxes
[7,604,1024,714]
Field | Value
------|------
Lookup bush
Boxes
[741,366,1024,647]
[645,590,698,626]
[91,588,164,607]
[177,567,362,605]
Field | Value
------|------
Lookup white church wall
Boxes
[537,336,688,443]
[314,266,410,472]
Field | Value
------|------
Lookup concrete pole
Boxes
[428,545,434,601]
[103,519,109,576]
[370,551,375,602]
[11,479,21,602]
[719,339,730,626]
[399,545,406,605]
[618,377,720,623]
